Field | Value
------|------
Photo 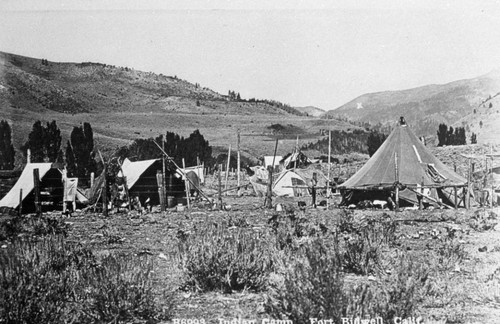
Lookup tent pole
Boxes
[218,164,223,209]
[237,129,241,197]
[102,164,108,217]
[327,130,331,209]
[161,138,166,212]
[224,145,231,195]
[394,153,399,211]
[467,158,471,209]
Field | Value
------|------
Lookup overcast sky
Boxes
[1,0,499,110]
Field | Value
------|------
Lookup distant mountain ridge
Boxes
[325,69,500,144]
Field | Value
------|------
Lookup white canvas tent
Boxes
[273,170,310,197]
[0,163,54,209]
[119,158,158,190]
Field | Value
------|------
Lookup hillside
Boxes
[294,105,325,117]
[0,51,355,164]
[325,70,500,144]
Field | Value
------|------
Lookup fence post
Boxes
[33,168,41,217]
[18,188,23,216]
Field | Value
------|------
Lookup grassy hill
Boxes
[293,105,325,117]
[325,69,500,144]
[0,51,355,165]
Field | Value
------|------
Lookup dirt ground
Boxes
[55,192,500,324]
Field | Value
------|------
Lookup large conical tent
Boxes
[339,118,467,206]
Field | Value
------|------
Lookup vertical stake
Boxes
[33,168,41,217]
[266,166,273,209]
[161,138,166,212]
[224,145,231,195]
[237,130,241,196]
[218,164,223,209]
[183,158,190,209]
[102,164,108,217]
[467,158,471,209]
[327,130,331,209]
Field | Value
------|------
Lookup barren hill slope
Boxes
[325,70,500,143]
[0,51,353,163]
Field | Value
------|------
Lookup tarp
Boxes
[120,158,158,190]
[64,178,78,202]
[0,163,53,209]
[177,165,205,184]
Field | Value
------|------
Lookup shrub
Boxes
[265,238,345,322]
[0,236,174,323]
[266,240,428,323]
[345,255,429,321]
[179,223,276,292]
[340,214,398,275]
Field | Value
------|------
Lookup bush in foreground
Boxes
[0,236,174,323]
[266,239,428,323]
[179,223,276,292]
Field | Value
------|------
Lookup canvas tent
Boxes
[339,119,467,207]
[273,170,310,197]
[118,158,186,205]
[0,163,63,213]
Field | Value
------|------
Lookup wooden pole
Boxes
[454,186,458,209]
[224,145,231,195]
[62,171,67,214]
[311,172,317,208]
[218,164,223,209]
[161,139,166,212]
[266,166,273,209]
[418,178,424,210]
[90,172,95,188]
[102,164,108,217]
[183,158,190,209]
[394,153,399,211]
[326,130,331,209]
[237,130,241,196]
[467,158,471,209]
[33,168,41,217]
[18,189,22,216]
[156,171,165,210]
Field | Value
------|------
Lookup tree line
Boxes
[0,120,213,187]
[302,129,387,156]
[436,123,476,146]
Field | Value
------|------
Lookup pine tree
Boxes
[44,121,63,162]
[23,121,46,162]
[65,122,96,185]
[470,133,477,144]
[0,120,15,170]
[437,124,448,146]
